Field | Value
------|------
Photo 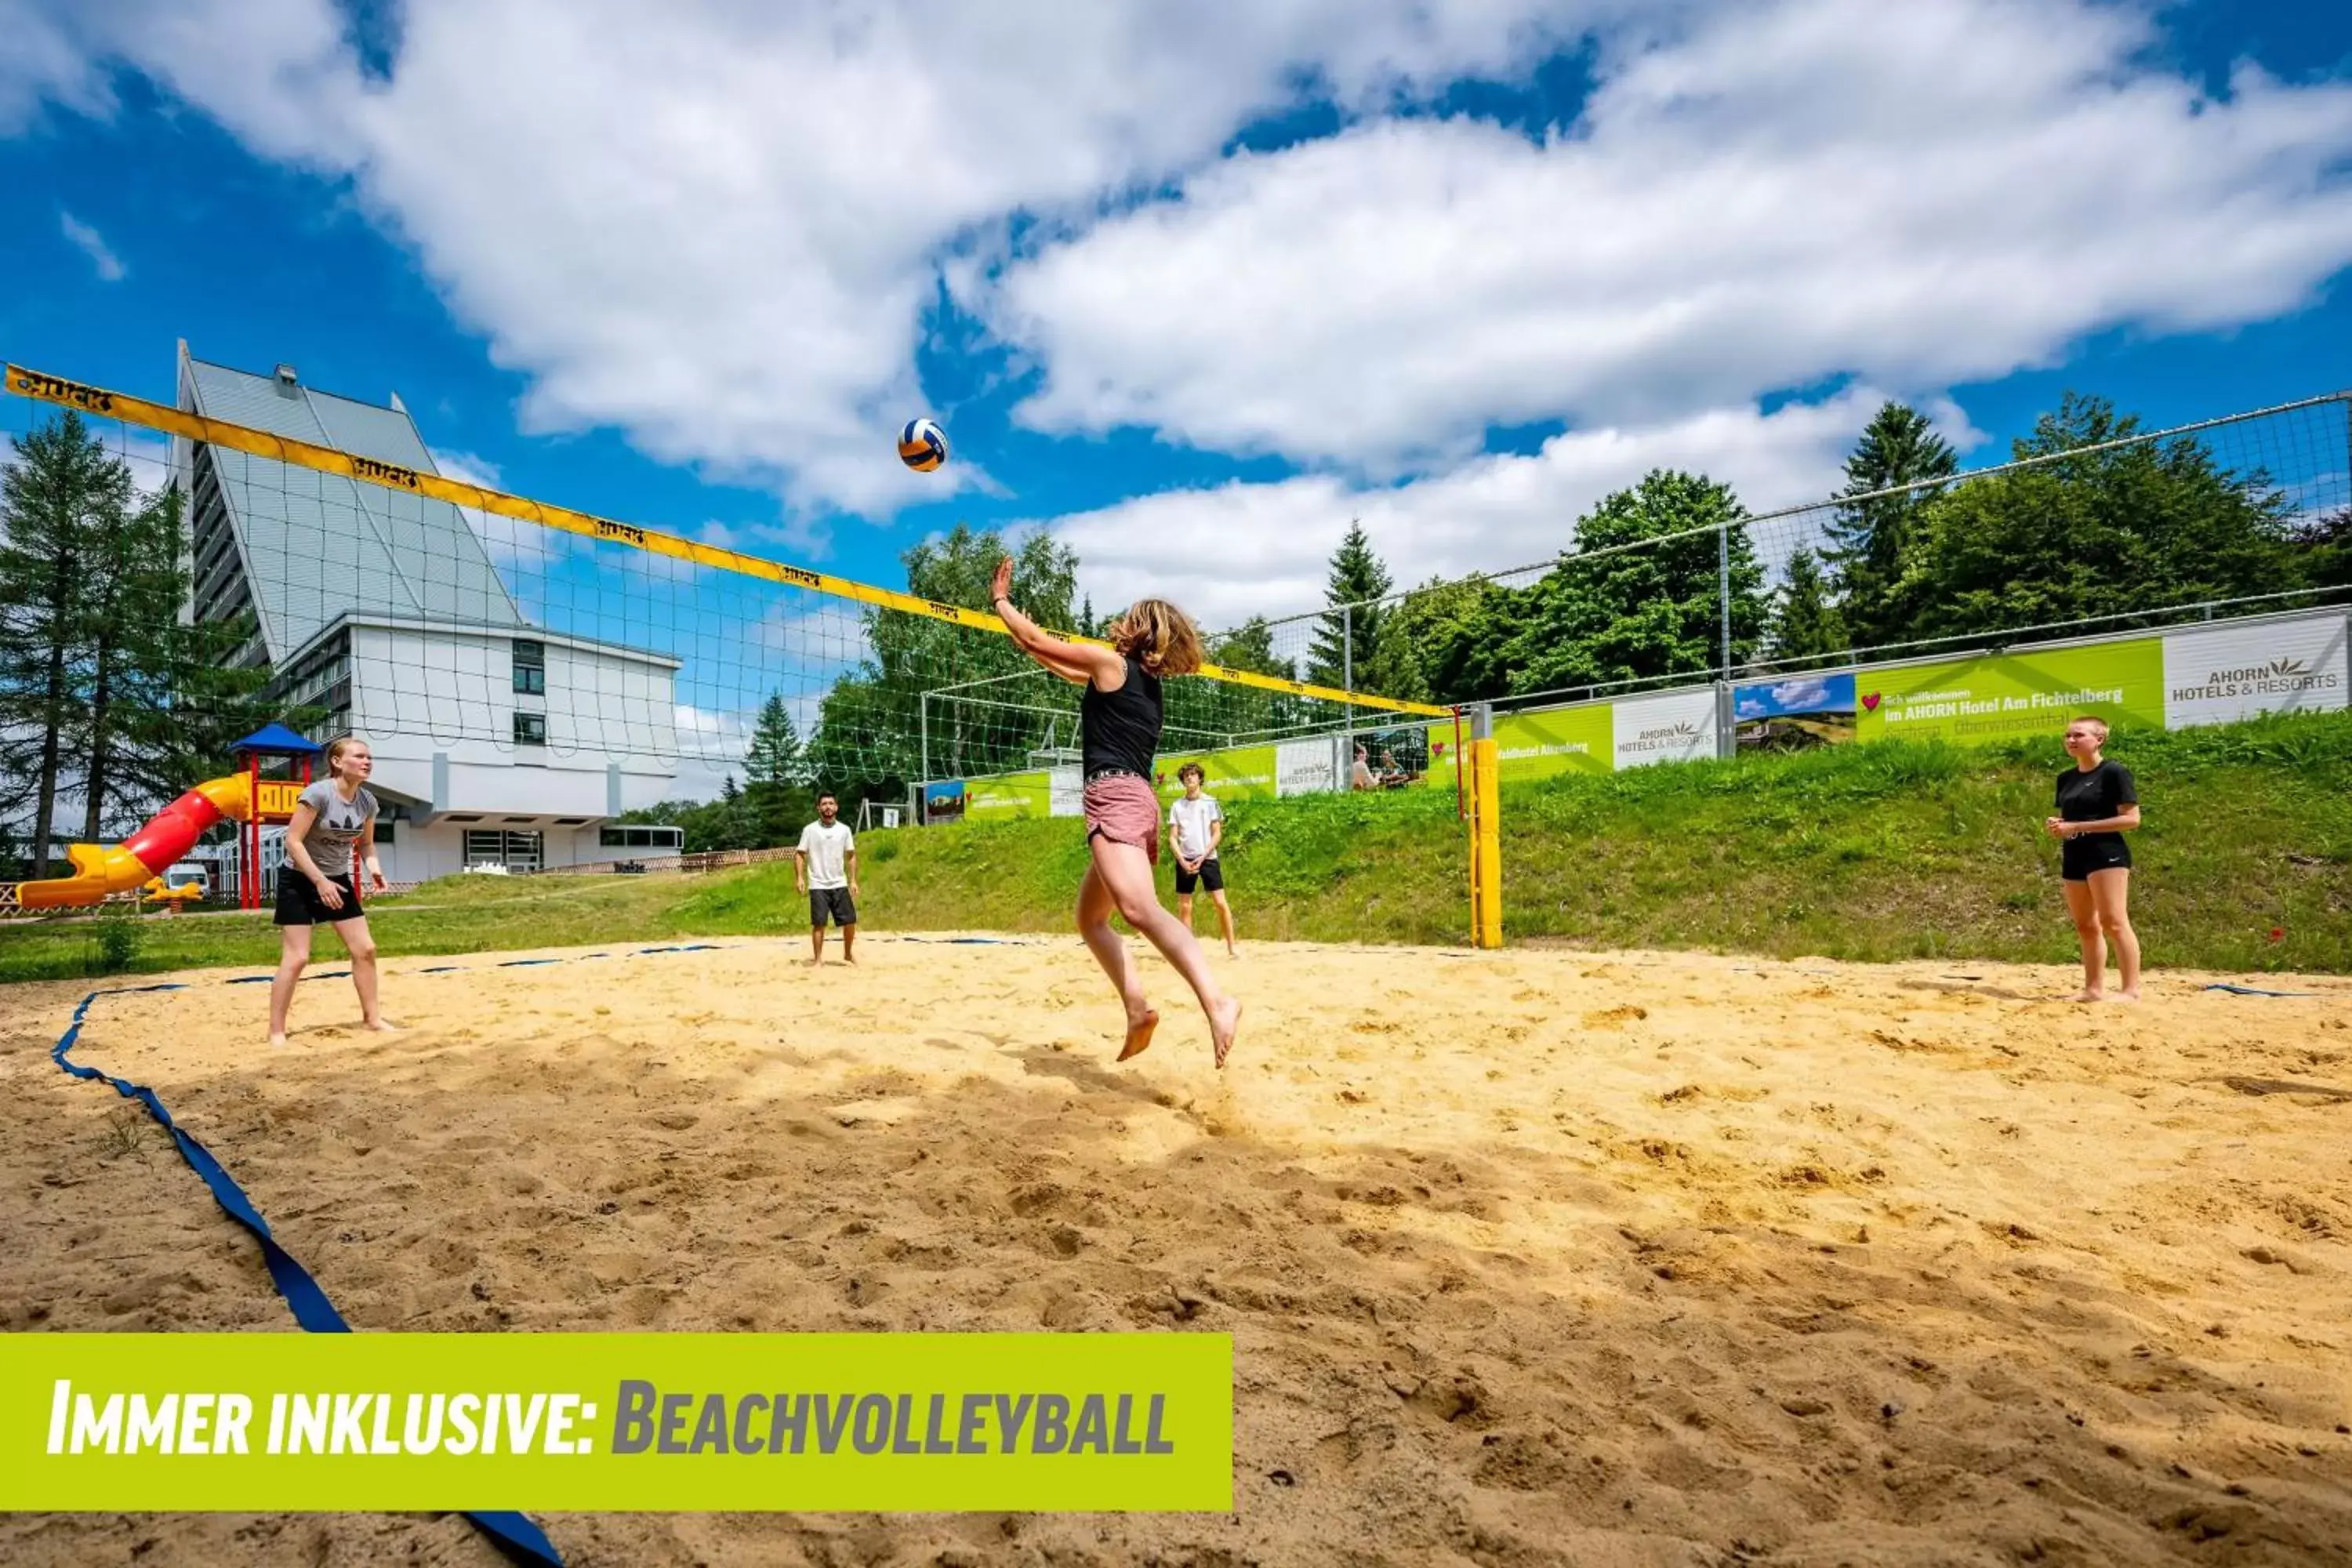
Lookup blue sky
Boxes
[1735,673,1857,723]
[4,0,2350,710]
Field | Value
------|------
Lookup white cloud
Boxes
[666,702,751,803]
[1036,384,1913,632]
[58,211,124,280]
[981,0,2352,469]
[0,0,111,132]
[9,0,1610,517]
[13,0,2350,606]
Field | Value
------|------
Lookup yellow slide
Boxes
[2,775,252,911]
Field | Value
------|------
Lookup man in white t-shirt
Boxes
[793,793,860,965]
[1167,763,1236,957]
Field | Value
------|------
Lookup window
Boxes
[464,829,543,873]
[513,639,546,695]
[601,825,684,850]
[514,712,546,746]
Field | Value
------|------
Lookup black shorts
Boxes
[808,887,858,927]
[2061,834,2132,882]
[1174,858,1224,895]
[274,871,364,926]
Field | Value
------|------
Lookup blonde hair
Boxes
[1109,598,1204,677]
[325,734,372,775]
[2067,715,2110,741]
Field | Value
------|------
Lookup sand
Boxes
[3,932,2350,1567]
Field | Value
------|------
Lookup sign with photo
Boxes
[1733,672,1856,752]
[920,779,966,826]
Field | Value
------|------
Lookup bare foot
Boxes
[2070,989,2103,1003]
[267,1032,288,1049]
[365,1018,400,1033]
[1117,1008,1160,1062]
[1210,995,1243,1069]
[806,957,824,968]
[2107,989,2140,1004]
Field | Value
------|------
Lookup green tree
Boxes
[1896,392,2307,643]
[1180,615,1314,747]
[2292,506,2352,592]
[1305,521,1394,694]
[0,412,119,875]
[809,523,1081,794]
[1826,401,1957,652]
[742,691,814,846]
[1766,547,1849,670]
[1380,575,1526,703]
[1502,470,1768,694]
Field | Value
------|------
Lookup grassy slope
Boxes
[5,711,2347,985]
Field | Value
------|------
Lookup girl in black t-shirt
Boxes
[991,556,1243,1069]
[2044,715,2142,1002]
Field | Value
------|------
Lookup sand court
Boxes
[4,935,2351,1566]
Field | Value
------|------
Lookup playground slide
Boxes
[2,775,252,910]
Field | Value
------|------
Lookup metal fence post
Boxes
[1719,521,1733,677]
[1342,603,1356,769]
[919,691,930,784]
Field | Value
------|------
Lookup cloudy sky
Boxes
[4,0,2349,644]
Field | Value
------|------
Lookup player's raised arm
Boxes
[993,557,1121,688]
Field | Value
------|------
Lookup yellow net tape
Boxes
[6,363,1450,719]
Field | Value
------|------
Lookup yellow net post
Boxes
[1466,704,1502,949]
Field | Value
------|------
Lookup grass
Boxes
[5,710,2348,985]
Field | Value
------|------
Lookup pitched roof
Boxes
[182,354,524,662]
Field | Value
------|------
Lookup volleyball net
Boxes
[0,358,1445,871]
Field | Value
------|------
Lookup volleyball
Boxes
[898,417,948,473]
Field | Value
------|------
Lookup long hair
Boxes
[1109,598,1205,677]
[325,734,371,777]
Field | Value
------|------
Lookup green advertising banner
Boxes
[1491,704,1613,779]
[1153,746,1277,803]
[964,771,1054,821]
[0,1333,1232,1514]
[1856,639,2165,746]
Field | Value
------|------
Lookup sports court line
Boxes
[37,942,743,1566]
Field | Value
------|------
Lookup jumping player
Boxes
[991,557,1242,1067]
[268,735,394,1046]
[1169,761,1238,958]
[2045,714,2143,1002]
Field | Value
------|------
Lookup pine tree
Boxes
[0,412,123,875]
[743,691,813,846]
[78,481,193,837]
[1766,547,1849,670]
[1306,521,1394,693]
[746,692,808,789]
[1825,402,1957,652]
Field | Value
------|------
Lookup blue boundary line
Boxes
[43,942,729,1564]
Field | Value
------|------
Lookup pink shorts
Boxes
[1082,773,1160,864]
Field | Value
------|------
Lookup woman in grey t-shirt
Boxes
[269,735,395,1047]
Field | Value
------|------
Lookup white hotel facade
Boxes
[174,343,685,886]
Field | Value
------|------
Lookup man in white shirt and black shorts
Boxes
[794,793,860,966]
[1168,762,1237,958]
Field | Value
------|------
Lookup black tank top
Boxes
[1081,656,1163,779]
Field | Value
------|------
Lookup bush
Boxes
[94,900,145,973]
